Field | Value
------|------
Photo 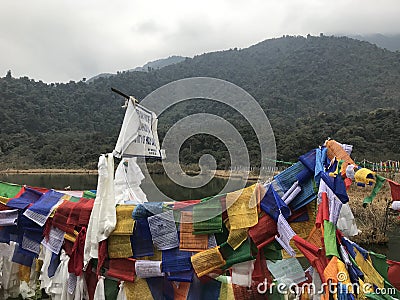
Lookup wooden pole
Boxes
[111,87,130,99]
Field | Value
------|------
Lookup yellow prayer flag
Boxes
[226,184,258,230]
[191,246,226,278]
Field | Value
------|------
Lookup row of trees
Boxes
[1,35,399,169]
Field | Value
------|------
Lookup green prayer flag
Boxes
[384,280,400,299]
[220,240,254,269]
[0,181,23,198]
[369,251,389,281]
[368,251,400,297]
[324,220,340,258]
[264,241,283,261]
[83,190,96,199]
[267,282,285,300]
[363,175,386,207]
[365,292,393,300]
[69,196,80,203]
[193,196,223,234]
[193,197,222,234]
[104,278,119,300]
[215,221,229,246]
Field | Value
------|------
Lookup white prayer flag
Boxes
[148,210,179,250]
[114,99,164,159]
[41,226,65,255]
[135,260,164,278]
[0,209,18,226]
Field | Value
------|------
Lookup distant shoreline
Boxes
[0,169,97,174]
[0,168,260,180]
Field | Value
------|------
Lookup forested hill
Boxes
[1,35,400,169]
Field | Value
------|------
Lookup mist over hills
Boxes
[86,56,188,83]
[348,33,400,51]
[130,55,188,72]
[1,35,399,169]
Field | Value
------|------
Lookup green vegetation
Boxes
[0,35,399,169]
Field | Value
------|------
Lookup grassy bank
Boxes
[348,173,400,244]
[144,161,264,180]
[0,168,97,174]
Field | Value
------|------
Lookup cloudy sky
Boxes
[1,0,399,83]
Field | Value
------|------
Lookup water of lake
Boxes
[0,173,250,201]
[0,173,399,261]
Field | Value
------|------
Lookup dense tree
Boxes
[0,35,399,169]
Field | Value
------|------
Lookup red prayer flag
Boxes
[293,235,329,283]
[97,240,108,276]
[84,260,98,300]
[387,179,400,201]
[248,213,277,249]
[68,227,86,276]
[316,192,329,228]
[252,249,273,284]
[344,177,352,190]
[388,259,400,290]
[52,200,76,234]
[107,258,136,282]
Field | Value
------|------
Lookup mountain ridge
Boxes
[1,35,399,169]
[346,33,400,51]
[86,55,188,83]
[84,33,400,85]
